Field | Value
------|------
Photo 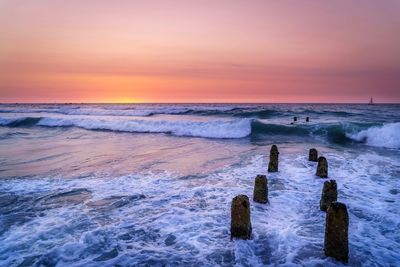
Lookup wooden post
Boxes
[324,202,349,263]
[253,175,268,204]
[268,145,279,172]
[316,156,328,178]
[320,180,337,211]
[230,195,252,240]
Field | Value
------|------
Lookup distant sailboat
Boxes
[368,97,374,105]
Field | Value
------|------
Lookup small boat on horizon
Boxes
[368,97,374,105]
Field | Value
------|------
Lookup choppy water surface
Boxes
[0,104,399,266]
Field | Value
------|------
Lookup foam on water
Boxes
[1,104,400,149]
[347,122,400,149]
[36,116,252,139]
[0,115,251,139]
[1,147,399,266]
[1,104,400,266]
[0,114,389,147]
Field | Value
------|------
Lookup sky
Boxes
[1,0,400,103]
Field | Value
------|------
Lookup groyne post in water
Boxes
[231,195,252,240]
[320,180,337,211]
[268,145,279,172]
[309,148,318,162]
[253,175,268,204]
[324,202,349,263]
[316,156,328,178]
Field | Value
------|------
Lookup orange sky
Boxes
[1,0,400,103]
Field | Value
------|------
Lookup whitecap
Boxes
[347,122,400,149]
[36,116,252,139]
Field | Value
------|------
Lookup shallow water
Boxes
[0,104,399,266]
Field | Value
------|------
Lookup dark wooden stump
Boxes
[309,148,318,162]
[268,145,279,172]
[316,156,328,178]
[324,202,349,263]
[253,175,268,204]
[320,180,337,211]
[231,195,252,240]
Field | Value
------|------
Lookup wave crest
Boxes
[1,114,399,148]
[36,117,252,139]
[347,122,400,149]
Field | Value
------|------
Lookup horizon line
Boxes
[1,102,399,105]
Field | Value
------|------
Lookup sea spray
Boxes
[36,116,252,139]
[1,109,399,149]
[347,122,400,149]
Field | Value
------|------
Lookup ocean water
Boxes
[0,103,399,267]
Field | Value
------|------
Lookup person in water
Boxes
[291,116,309,124]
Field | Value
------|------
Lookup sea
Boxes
[0,103,399,266]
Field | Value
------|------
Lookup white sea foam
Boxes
[347,122,400,149]
[1,104,400,266]
[1,148,399,266]
[36,116,252,139]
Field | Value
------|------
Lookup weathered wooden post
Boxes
[309,148,318,162]
[324,202,349,263]
[253,175,268,204]
[268,145,279,172]
[231,195,252,240]
[316,156,328,178]
[320,180,337,211]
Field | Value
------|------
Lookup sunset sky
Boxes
[1,0,400,103]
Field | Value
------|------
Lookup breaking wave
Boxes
[35,117,252,139]
[251,121,380,145]
[346,122,400,149]
[251,121,310,136]
[1,115,398,148]
[0,117,42,127]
